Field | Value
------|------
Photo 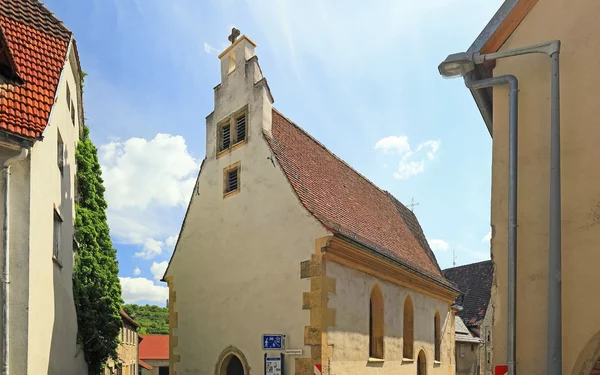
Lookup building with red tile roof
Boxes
[0,0,87,374]
[163,33,459,375]
[139,335,169,375]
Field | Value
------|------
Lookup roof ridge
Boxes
[443,259,492,272]
[271,107,390,200]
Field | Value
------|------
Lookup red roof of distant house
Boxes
[139,360,153,370]
[0,0,72,139]
[139,335,169,360]
[265,109,452,286]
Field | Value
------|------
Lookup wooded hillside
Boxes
[123,304,169,334]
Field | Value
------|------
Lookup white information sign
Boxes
[284,349,303,355]
[266,357,282,375]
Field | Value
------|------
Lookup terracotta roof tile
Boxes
[139,359,153,370]
[443,260,493,327]
[0,0,71,139]
[139,335,169,360]
[265,109,448,283]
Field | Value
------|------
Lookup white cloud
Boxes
[133,267,141,276]
[165,235,178,248]
[99,134,199,252]
[429,239,449,252]
[375,136,441,179]
[100,134,199,211]
[482,231,492,242]
[374,136,410,154]
[151,261,169,280]
[418,140,441,161]
[203,42,218,54]
[135,238,164,260]
[120,277,169,304]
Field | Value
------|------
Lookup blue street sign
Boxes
[262,334,285,350]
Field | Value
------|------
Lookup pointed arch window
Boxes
[417,350,427,375]
[369,285,384,359]
[434,312,441,361]
[403,295,414,359]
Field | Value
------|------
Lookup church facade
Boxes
[163,33,459,375]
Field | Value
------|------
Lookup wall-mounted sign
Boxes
[283,349,302,355]
[262,334,285,350]
[266,356,282,375]
[495,366,508,375]
[314,364,322,375]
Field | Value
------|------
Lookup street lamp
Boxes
[438,40,561,375]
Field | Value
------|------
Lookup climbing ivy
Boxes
[73,123,123,374]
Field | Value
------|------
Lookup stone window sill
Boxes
[402,358,414,363]
[434,360,442,366]
[367,358,384,363]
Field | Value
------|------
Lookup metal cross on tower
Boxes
[407,198,419,212]
[228,27,241,44]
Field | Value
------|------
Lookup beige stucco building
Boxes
[454,318,482,375]
[139,335,169,375]
[443,0,600,373]
[106,310,141,375]
[163,33,460,375]
[0,0,89,374]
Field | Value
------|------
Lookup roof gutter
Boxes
[332,233,461,294]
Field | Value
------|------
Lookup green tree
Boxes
[73,125,123,374]
[123,304,169,334]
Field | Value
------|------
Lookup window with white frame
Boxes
[53,209,62,259]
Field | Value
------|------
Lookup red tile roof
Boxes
[139,360,153,370]
[266,109,449,284]
[139,335,169,360]
[0,0,72,139]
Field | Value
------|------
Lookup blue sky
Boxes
[46,0,503,305]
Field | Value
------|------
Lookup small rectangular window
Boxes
[66,84,71,110]
[219,123,231,152]
[57,131,64,175]
[235,113,246,144]
[53,209,62,259]
[223,162,240,196]
[71,100,76,126]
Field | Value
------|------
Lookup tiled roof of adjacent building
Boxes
[266,109,452,286]
[139,360,153,370]
[120,309,139,328]
[455,317,482,344]
[0,0,72,139]
[139,335,169,360]
[443,260,493,326]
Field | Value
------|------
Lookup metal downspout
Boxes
[2,148,28,375]
[465,73,518,375]
[547,46,562,375]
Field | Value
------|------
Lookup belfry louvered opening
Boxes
[235,113,246,144]
[217,110,247,156]
[223,162,241,197]
[219,123,231,152]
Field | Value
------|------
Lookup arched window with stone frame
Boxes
[434,311,441,361]
[369,284,384,359]
[403,294,414,359]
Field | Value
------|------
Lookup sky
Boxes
[45,0,503,306]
